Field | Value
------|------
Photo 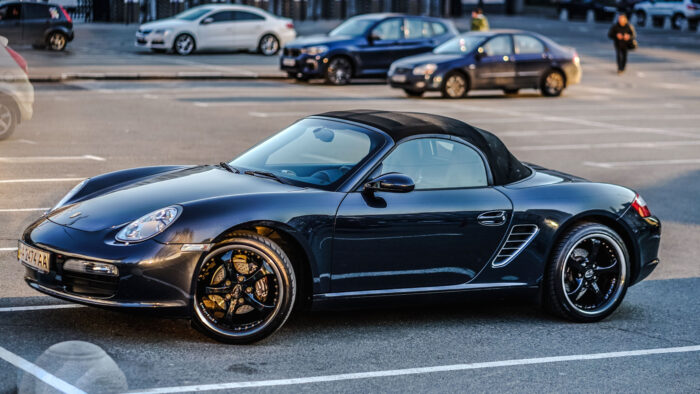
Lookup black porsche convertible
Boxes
[19,110,661,343]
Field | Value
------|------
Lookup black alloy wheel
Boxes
[47,32,67,51]
[541,69,565,97]
[192,231,296,344]
[259,34,280,56]
[441,71,468,98]
[544,223,629,322]
[403,88,424,97]
[173,34,195,56]
[325,57,352,85]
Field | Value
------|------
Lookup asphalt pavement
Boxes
[0,13,699,394]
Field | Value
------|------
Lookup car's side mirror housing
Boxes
[363,173,415,194]
[201,17,214,25]
[368,33,381,43]
[474,48,484,61]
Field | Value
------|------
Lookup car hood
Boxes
[286,34,359,48]
[139,19,188,31]
[48,166,304,232]
[392,52,466,68]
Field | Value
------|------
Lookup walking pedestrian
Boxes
[470,8,489,32]
[608,14,636,74]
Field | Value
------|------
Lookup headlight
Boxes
[302,45,328,56]
[115,205,182,243]
[413,63,438,76]
[51,179,87,212]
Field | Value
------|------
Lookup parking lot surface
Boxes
[1,14,699,393]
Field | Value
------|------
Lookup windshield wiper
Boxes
[244,170,289,184]
[219,162,239,173]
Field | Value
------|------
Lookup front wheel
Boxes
[0,98,17,140]
[191,232,296,344]
[173,34,195,56]
[441,71,468,99]
[541,69,565,97]
[543,223,630,322]
[671,13,685,29]
[259,34,280,56]
[47,32,67,51]
[325,57,352,85]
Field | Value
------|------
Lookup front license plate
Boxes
[18,241,51,273]
[282,58,296,67]
[391,74,407,83]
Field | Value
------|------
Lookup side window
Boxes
[380,138,488,190]
[514,35,545,54]
[208,11,234,23]
[0,4,21,21]
[233,11,265,21]
[431,22,447,36]
[371,18,402,41]
[23,4,49,19]
[404,18,431,39]
[482,35,513,57]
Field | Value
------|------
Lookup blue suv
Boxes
[280,13,457,85]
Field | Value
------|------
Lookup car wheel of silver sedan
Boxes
[0,99,17,140]
[191,231,296,344]
[259,34,280,56]
[173,34,195,56]
[441,72,468,99]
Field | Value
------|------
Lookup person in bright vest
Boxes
[470,8,489,31]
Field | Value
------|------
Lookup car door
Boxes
[512,34,549,88]
[197,10,236,50]
[474,34,516,89]
[21,3,49,45]
[0,3,23,45]
[331,137,513,293]
[398,18,436,58]
[231,10,266,49]
[356,17,403,73]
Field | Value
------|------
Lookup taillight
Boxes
[6,46,28,75]
[60,6,72,23]
[286,22,294,29]
[631,194,651,218]
[688,3,699,9]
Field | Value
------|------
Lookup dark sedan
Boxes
[280,13,457,85]
[388,30,582,98]
[19,110,660,344]
[0,1,74,50]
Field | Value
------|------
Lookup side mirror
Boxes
[363,173,415,194]
[368,33,381,43]
[474,48,484,61]
[201,17,214,25]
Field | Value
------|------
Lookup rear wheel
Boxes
[191,231,296,344]
[441,71,468,99]
[671,13,685,29]
[541,69,565,97]
[544,223,629,322]
[325,56,352,85]
[47,32,67,51]
[258,34,280,56]
[173,34,195,56]
[0,97,17,140]
[403,88,424,97]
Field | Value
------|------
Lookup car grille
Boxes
[284,47,301,57]
[492,224,539,268]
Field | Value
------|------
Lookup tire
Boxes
[47,32,67,51]
[671,13,685,29]
[0,97,18,140]
[403,88,424,97]
[540,69,565,97]
[258,34,280,56]
[173,34,195,56]
[635,10,647,26]
[543,223,630,323]
[503,88,519,95]
[441,71,468,99]
[191,231,296,344]
[325,56,352,85]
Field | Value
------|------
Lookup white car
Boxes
[0,36,34,140]
[135,4,296,56]
[634,0,700,29]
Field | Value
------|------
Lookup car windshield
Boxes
[329,17,378,37]
[433,35,486,54]
[230,118,386,190]
[174,7,212,20]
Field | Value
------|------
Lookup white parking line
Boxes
[584,158,700,168]
[0,178,84,184]
[0,208,49,212]
[0,247,18,252]
[0,346,86,394]
[0,304,85,312]
[129,345,700,393]
[0,155,105,163]
[513,140,700,151]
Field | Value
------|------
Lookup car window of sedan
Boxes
[233,11,265,21]
[432,22,447,36]
[514,35,545,54]
[482,35,513,57]
[208,11,235,23]
[371,18,402,41]
[380,138,488,190]
[0,4,21,21]
[405,18,432,39]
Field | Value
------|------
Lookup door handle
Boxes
[477,211,507,226]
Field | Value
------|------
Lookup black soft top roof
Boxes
[318,110,531,185]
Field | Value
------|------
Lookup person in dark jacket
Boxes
[608,14,636,74]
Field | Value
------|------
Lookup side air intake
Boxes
[492,224,539,268]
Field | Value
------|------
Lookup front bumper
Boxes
[279,49,326,77]
[135,31,172,49]
[20,218,204,316]
[387,67,444,92]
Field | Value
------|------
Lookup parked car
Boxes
[280,13,457,85]
[19,110,660,344]
[0,1,74,51]
[136,4,296,56]
[388,30,582,98]
[634,0,700,28]
[0,36,33,140]
[557,0,620,21]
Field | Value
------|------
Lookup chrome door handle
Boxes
[478,211,507,226]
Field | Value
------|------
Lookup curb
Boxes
[29,72,289,82]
